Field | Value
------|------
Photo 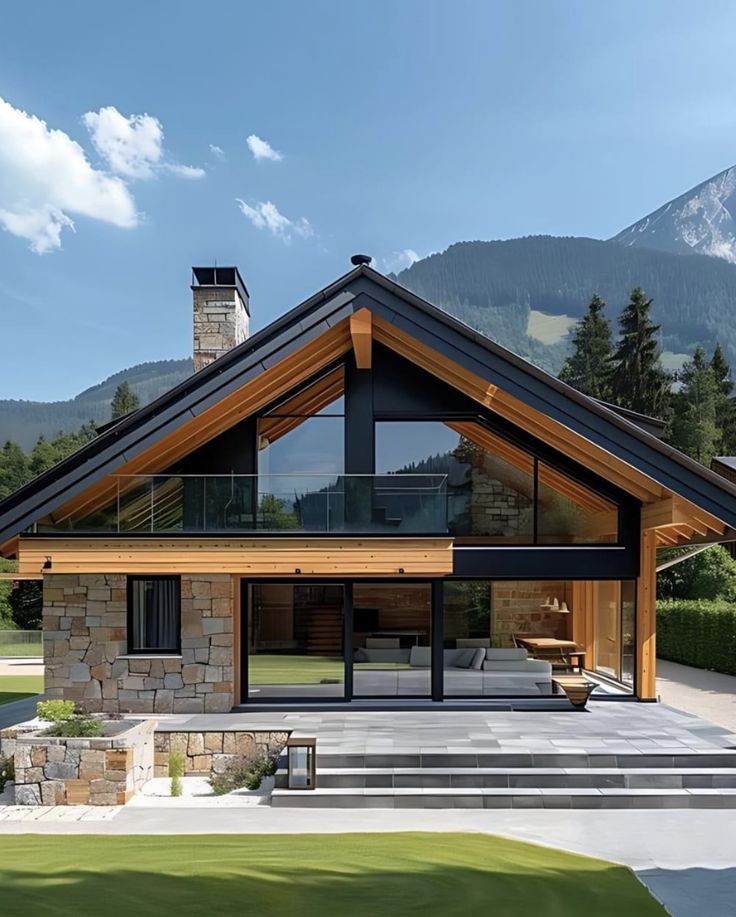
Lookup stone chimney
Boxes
[191,266,250,372]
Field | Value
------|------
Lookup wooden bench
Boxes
[552,675,596,709]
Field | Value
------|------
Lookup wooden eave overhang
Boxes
[2,265,736,555]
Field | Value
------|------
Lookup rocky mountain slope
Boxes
[611,164,736,262]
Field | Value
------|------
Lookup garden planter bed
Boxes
[128,774,274,807]
[13,718,155,806]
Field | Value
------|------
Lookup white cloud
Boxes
[83,105,205,180]
[163,163,206,179]
[382,248,421,273]
[83,107,163,179]
[209,144,225,160]
[0,96,137,253]
[236,199,312,242]
[246,134,283,162]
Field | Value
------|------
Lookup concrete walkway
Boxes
[0,804,734,915]
[657,659,736,733]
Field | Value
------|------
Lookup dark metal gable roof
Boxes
[3,263,736,546]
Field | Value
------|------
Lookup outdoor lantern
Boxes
[286,737,317,790]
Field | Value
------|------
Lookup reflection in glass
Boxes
[352,583,432,696]
[248,584,345,699]
[537,463,618,544]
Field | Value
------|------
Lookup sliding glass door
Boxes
[352,583,432,697]
[247,583,345,699]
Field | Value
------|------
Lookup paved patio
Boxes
[153,701,736,757]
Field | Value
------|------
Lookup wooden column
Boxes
[571,580,595,666]
[636,528,657,700]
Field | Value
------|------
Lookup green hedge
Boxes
[658,599,736,675]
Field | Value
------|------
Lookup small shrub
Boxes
[37,699,76,723]
[169,751,185,797]
[208,750,279,796]
[0,755,14,792]
[44,717,103,738]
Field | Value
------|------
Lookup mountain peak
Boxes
[611,165,736,262]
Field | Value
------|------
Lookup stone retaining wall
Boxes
[13,719,155,806]
[154,730,288,777]
[43,573,234,714]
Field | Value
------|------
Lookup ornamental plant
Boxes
[36,699,76,722]
[169,751,185,797]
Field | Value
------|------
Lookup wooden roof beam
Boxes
[350,308,372,369]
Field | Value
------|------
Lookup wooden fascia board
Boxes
[18,537,454,577]
[350,308,373,369]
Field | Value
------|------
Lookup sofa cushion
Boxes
[409,645,431,668]
[360,648,411,663]
[470,647,485,670]
[483,659,553,674]
[485,648,527,661]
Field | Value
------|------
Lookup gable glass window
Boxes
[375,420,618,543]
[256,368,345,529]
[128,576,181,653]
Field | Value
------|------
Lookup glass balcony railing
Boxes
[48,474,449,535]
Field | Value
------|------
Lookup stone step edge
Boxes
[272,786,736,797]
[301,766,736,776]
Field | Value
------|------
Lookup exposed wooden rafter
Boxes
[350,307,373,369]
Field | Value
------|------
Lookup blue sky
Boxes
[2,0,736,400]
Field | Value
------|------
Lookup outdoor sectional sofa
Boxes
[352,645,553,696]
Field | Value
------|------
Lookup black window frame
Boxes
[127,575,182,655]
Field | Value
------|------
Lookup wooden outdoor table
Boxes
[515,637,586,671]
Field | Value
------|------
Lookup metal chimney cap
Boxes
[350,254,372,267]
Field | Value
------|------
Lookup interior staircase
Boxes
[306,607,343,657]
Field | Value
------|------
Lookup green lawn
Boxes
[0,674,43,706]
[0,641,43,657]
[249,653,410,685]
[0,834,663,917]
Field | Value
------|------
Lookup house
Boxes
[1,259,735,713]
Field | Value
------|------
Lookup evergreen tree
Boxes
[0,441,29,500]
[710,343,736,455]
[610,287,672,417]
[559,294,613,399]
[671,347,719,465]
[111,381,140,420]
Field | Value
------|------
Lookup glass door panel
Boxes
[352,583,432,696]
[248,583,345,699]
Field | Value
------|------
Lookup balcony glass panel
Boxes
[60,474,447,534]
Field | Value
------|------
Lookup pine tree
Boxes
[710,343,736,455]
[559,294,613,399]
[610,287,672,417]
[0,441,29,500]
[671,347,719,465]
[111,381,140,420]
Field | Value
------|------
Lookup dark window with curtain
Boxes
[128,577,181,653]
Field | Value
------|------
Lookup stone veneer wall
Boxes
[43,574,234,714]
[193,285,249,372]
[492,580,570,647]
[13,719,155,806]
[154,730,289,776]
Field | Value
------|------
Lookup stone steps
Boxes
[271,749,736,808]
[271,785,736,808]
[279,766,736,790]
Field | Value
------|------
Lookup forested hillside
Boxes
[0,359,192,449]
[395,236,736,373]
